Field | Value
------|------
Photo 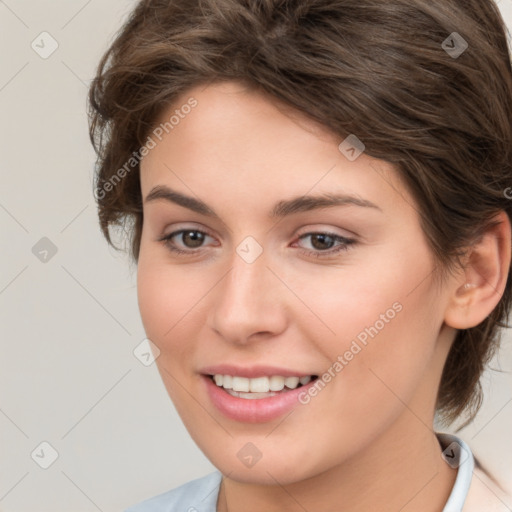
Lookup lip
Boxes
[199,364,314,379]
[202,373,318,423]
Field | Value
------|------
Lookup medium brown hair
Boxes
[87,0,512,425]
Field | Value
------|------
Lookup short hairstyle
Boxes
[87,0,512,426]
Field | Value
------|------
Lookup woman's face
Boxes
[137,81,456,484]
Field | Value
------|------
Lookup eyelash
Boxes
[158,229,356,259]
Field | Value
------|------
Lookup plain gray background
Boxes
[1,1,511,510]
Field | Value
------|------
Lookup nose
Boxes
[207,248,288,345]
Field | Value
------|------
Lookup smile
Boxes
[210,374,316,398]
[202,371,320,423]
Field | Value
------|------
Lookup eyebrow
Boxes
[144,185,382,219]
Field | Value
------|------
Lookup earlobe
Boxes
[444,211,511,330]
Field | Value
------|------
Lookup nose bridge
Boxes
[208,244,285,343]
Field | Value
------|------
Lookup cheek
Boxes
[301,242,442,409]
[294,246,434,351]
[137,246,201,340]
[136,256,203,411]
[137,265,172,343]
[136,257,201,399]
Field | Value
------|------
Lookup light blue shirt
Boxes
[125,433,474,512]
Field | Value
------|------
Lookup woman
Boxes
[87,0,512,510]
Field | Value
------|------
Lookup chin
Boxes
[197,439,334,486]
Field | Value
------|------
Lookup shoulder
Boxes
[124,471,223,512]
[463,466,512,512]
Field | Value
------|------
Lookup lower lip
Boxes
[203,375,317,423]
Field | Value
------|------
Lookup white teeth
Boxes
[269,375,285,391]
[212,374,313,394]
[222,375,233,389]
[232,376,250,392]
[249,376,269,392]
[226,390,279,399]
[284,376,300,389]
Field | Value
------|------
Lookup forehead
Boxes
[139,81,411,219]
[153,81,339,156]
[163,80,337,133]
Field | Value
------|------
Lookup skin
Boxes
[136,81,511,512]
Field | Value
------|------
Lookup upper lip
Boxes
[199,364,316,379]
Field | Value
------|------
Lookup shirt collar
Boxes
[437,432,475,512]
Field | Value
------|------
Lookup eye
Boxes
[158,228,356,259]
[158,229,215,255]
[294,231,356,258]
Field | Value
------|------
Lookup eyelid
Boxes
[295,224,357,239]
[160,223,216,240]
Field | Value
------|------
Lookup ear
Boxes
[444,211,511,329]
